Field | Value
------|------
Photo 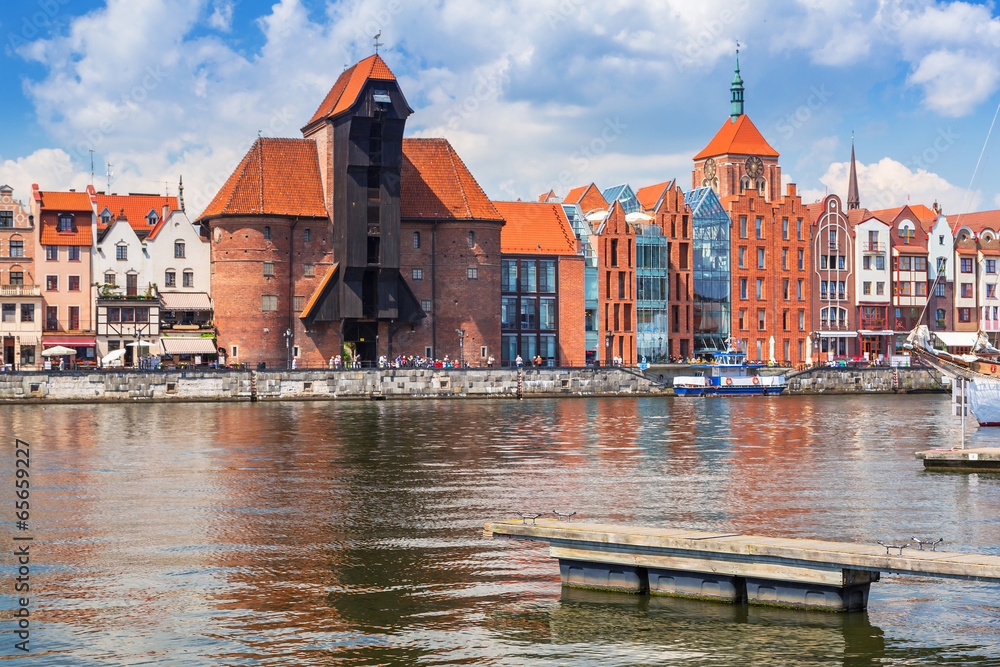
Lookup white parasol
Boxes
[42,345,77,357]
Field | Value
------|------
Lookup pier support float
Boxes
[487,519,1000,613]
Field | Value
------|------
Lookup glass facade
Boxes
[500,257,560,366]
[635,223,670,362]
[685,187,732,355]
[601,184,642,215]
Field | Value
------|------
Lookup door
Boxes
[126,273,138,296]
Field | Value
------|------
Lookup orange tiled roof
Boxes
[635,181,674,211]
[95,194,179,234]
[400,138,503,220]
[37,190,92,211]
[871,204,936,223]
[947,210,1000,233]
[39,217,92,246]
[894,244,928,254]
[305,54,397,127]
[694,114,779,160]
[198,138,328,221]
[494,201,577,255]
[564,184,609,213]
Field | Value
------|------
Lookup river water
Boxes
[2,394,1000,665]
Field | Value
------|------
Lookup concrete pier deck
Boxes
[915,447,1000,470]
[485,519,1000,611]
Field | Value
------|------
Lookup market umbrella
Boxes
[806,335,813,366]
[127,341,155,347]
[769,336,776,364]
[102,348,127,364]
[42,345,77,357]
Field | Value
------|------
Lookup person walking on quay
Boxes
[515,354,523,368]
[487,354,494,368]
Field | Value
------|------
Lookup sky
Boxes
[2,0,1000,219]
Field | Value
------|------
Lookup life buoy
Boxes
[725,377,733,385]
[752,376,760,385]
[992,365,997,373]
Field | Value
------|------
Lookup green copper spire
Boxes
[730,48,744,122]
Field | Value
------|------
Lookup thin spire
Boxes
[847,135,860,210]
[178,175,185,212]
[730,44,744,123]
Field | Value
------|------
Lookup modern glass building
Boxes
[601,184,641,215]
[685,187,732,355]
[635,222,669,362]
[561,202,600,363]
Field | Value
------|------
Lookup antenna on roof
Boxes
[106,162,114,193]
[374,31,383,54]
[89,150,94,186]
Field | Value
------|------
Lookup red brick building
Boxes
[200,54,501,367]
[595,202,636,364]
[494,200,584,366]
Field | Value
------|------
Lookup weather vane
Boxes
[374,31,383,54]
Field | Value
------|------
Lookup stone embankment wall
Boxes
[0,367,664,403]
[784,367,947,394]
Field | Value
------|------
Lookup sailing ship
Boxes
[904,325,1000,425]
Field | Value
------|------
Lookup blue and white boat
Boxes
[672,348,787,397]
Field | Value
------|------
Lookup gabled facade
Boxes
[809,195,855,360]
[0,185,41,369]
[855,213,892,359]
[495,200,583,366]
[685,186,731,355]
[32,185,97,363]
[887,205,931,350]
[595,202,636,364]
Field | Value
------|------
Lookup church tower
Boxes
[692,52,781,203]
[846,139,860,210]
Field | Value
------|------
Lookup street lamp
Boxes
[605,332,613,366]
[456,328,466,367]
[284,328,292,369]
[658,336,663,362]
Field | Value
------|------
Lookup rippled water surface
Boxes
[3,395,1000,665]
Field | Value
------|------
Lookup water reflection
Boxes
[2,396,1000,665]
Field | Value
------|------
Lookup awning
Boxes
[816,331,857,337]
[160,337,218,355]
[858,330,895,335]
[934,331,978,348]
[15,335,38,345]
[43,335,96,347]
[160,292,212,311]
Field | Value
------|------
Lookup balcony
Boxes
[864,242,884,253]
[860,319,887,330]
[819,320,850,330]
[0,285,41,297]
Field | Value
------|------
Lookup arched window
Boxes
[263,226,271,240]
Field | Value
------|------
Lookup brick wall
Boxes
[558,254,586,365]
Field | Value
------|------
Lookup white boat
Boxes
[672,347,786,397]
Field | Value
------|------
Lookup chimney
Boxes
[162,204,169,220]
[786,183,797,198]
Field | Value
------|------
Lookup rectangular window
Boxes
[303,264,315,277]
[740,216,747,239]
[68,306,79,330]
[738,309,746,330]
[165,271,176,287]
[45,245,57,260]
[104,272,116,286]
[413,232,420,249]
[540,297,556,330]
[876,255,885,270]
[20,304,33,323]
[293,295,305,311]
[782,218,789,240]
[988,259,997,274]
[1,304,14,322]
[863,281,871,295]
[797,279,803,300]
[863,255,871,270]
[261,295,278,311]
[520,261,537,292]
[304,229,311,243]
[799,309,805,331]
[46,275,57,291]
[961,257,973,273]
[610,239,619,267]
[520,299,537,329]
[797,219,802,240]
[962,283,973,298]
[916,281,928,296]
[757,309,765,330]
[263,226,271,240]
[0,211,11,227]
[68,275,80,291]
[468,231,475,248]
[421,299,432,313]
[876,282,885,295]
[174,241,185,258]
[740,278,747,299]
[987,284,996,299]
[58,215,73,232]
[69,246,80,261]
[914,257,927,271]
[838,255,845,269]
[783,279,789,300]
[412,268,423,280]
[757,247,765,269]
[231,345,239,358]
[116,245,127,261]
[782,248,788,270]
[900,282,912,296]
[108,307,120,323]
[756,217,763,239]
[829,229,837,248]
[798,249,804,271]
[935,282,946,297]
[263,262,274,277]
[9,272,22,285]
[183,271,194,287]
[756,278,764,299]
[959,307,971,322]
[501,260,517,291]
[738,246,745,268]
[898,256,912,271]
[467,267,478,279]
[9,240,23,257]
[539,260,556,293]
[937,257,946,272]
[501,297,518,329]
[821,255,828,270]
[45,306,58,331]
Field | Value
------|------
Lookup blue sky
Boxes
[2,0,1000,217]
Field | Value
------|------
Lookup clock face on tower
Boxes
[745,156,763,179]
[704,157,716,179]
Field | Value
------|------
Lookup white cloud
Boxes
[908,49,1000,117]
[0,149,91,203]
[208,0,234,31]
[811,156,978,214]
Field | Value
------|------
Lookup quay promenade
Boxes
[0,364,946,402]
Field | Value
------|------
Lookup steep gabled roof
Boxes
[494,201,577,255]
[94,194,179,235]
[871,203,936,223]
[197,138,328,221]
[947,210,1000,233]
[305,54,398,128]
[400,138,503,220]
[635,180,675,211]
[564,183,609,214]
[36,190,92,211]
[694,114,779,160]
